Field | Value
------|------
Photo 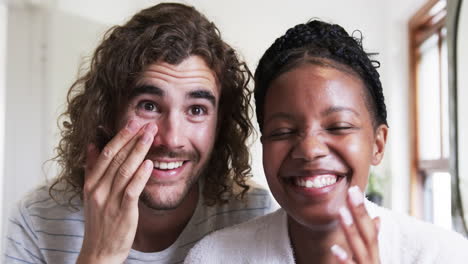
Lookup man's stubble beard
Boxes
[139,172,199,211]
[139,156,211,211]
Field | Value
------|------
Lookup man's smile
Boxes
[153,160,185,170]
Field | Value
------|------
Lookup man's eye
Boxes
[189,106,207,116]
[138,101,158,112]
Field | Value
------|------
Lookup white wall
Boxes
[1,1,110,240]
[0,0,7,254]
[2,0,427,240]
[3,3,49,242]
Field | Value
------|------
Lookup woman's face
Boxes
[261,63,387,228]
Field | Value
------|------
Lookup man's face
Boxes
[261,64,387,227]
[119,56,219,210]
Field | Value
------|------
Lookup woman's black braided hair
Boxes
[254,20,388,131]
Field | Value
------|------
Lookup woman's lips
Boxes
[282,168,348,186]
[282,172,347,198]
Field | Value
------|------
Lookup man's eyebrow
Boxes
[321,106,359,116]
[130,85,165,98]
[187,90,216,107]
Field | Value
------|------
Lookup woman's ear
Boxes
[371,124,388,165]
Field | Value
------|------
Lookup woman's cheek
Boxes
[344,136,363,155]
[344,136,372,189]
[263,142,287,179]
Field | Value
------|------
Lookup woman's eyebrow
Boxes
[263,112,294,126]
[321,106,359,117]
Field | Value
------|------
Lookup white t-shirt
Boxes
[4,184,273,263]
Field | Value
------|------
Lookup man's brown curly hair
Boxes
[50,3,253,206]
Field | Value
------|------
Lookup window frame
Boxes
[409,0,448,218]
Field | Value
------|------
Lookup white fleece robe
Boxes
[185,200,468,263]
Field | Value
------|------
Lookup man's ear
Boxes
[371,124,388,165]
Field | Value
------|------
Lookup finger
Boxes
[121,159,153,209]
[339,206,368,263]
[110,127,156,197]
[347,186,380,257]
[98,131,141,194]
[85,120,141,188]
[99,120,156,192]
[98,123,156,202]
[83,135,141,210]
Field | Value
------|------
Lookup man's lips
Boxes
[152,160,186,170]
[149,160,189,182]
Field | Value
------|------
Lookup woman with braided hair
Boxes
[185,20,468,264]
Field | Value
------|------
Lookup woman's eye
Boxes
[327,124,354,133]
[269,129,295,138]
[138,101,158,112]
[328,126,351,131]
[189,106,207,116]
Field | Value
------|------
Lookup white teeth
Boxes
[293,175,338,188]
[154,161,183,170]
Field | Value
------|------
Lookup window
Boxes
[409,0,452,229]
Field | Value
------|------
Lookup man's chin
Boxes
[140,196,181,211]
[139,181,196,211]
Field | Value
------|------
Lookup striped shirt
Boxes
[4,184,273,263]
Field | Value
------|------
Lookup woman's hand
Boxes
[76,120,157,264]
[331,186,380,264]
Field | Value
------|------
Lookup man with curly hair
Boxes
[4,3,272,263]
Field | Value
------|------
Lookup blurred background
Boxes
[1,0,467,252]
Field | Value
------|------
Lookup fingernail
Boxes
[374,217,381,232]
[127,120,139,132]
[348,185,364,206]
[331,244,348,261]
[141,132,152,144]
[339,207,353,226]
[144,160,153,171]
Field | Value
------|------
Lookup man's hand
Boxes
[331,186,381,264]
[77,120,157,264]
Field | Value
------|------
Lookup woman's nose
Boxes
[290,132,329,161]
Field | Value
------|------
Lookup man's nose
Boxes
[290,132,329,161]
[152,113,184,149]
